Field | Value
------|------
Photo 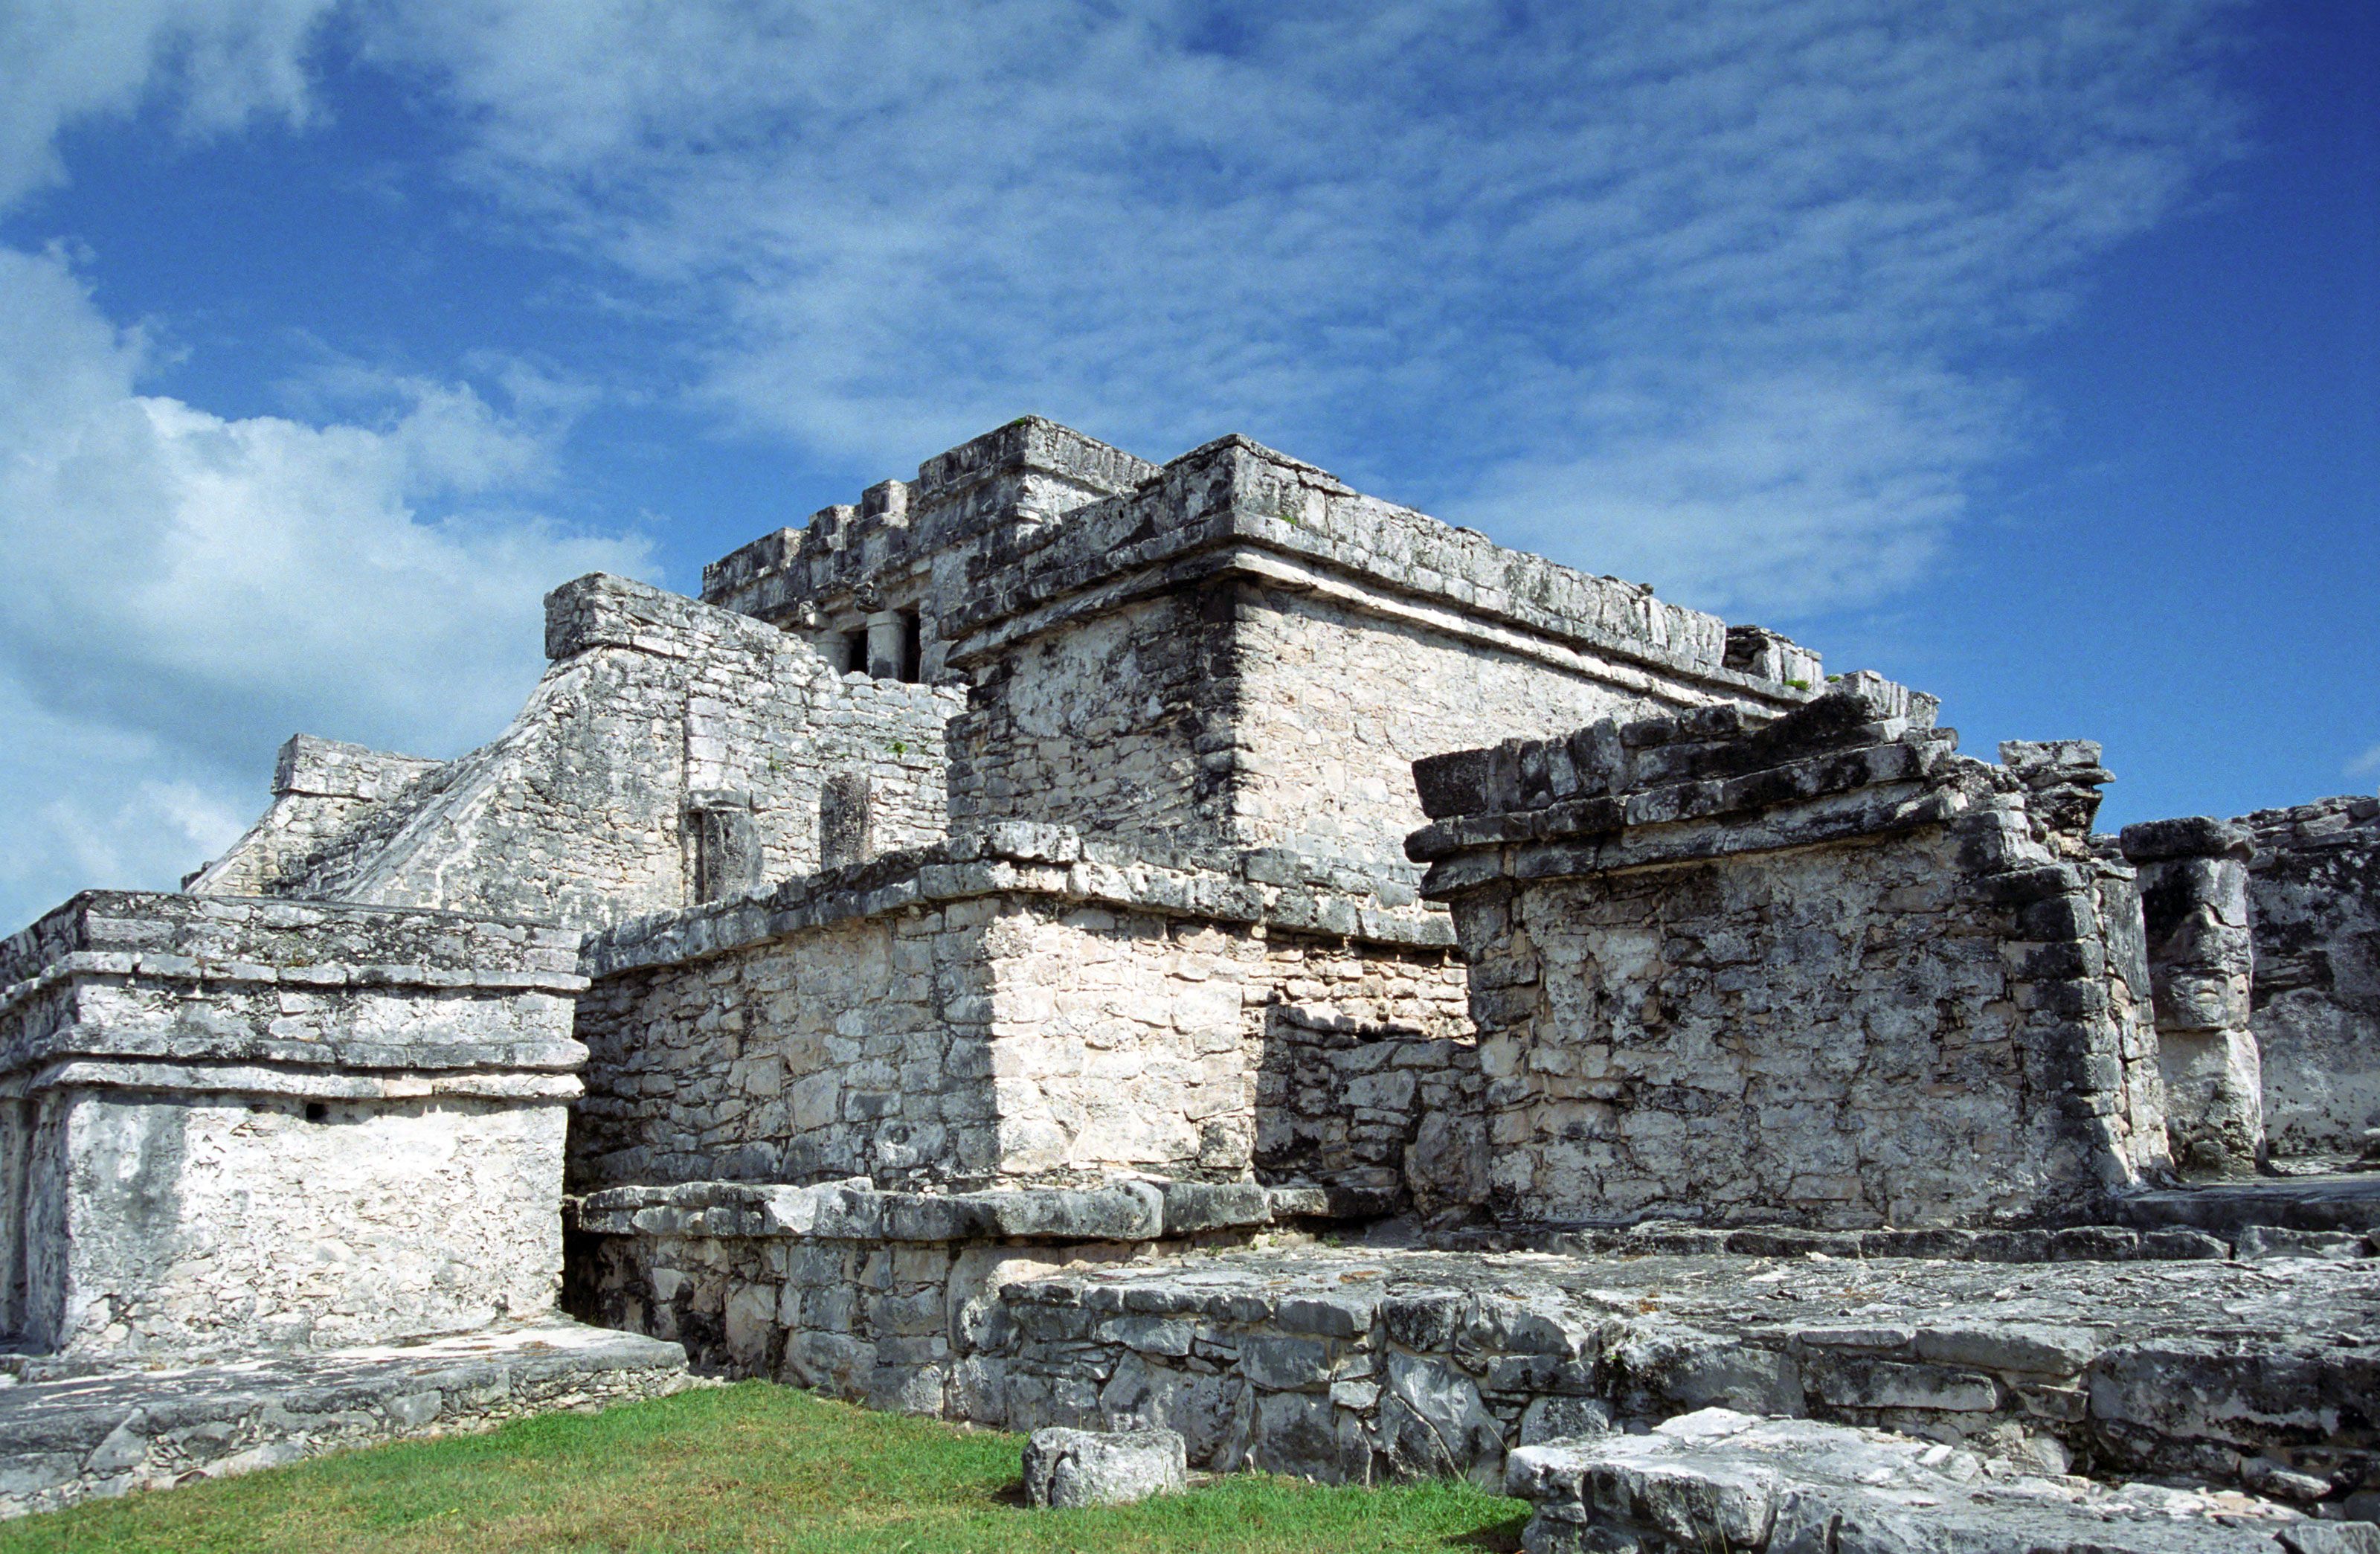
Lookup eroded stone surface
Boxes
[1508,1408,2365,1553]
[1023,1425,1188,1506]
[0,1318,690,1521]
[1410,682,2170,1228]
[978,1243,2379,1499]
[2239,799,2380,1159]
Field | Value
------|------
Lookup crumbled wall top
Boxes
[0,891,588,1080]
[1404,672,1963,890]
[699,418,1821,701]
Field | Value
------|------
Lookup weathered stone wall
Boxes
[701,417,1161,686]
[0,892,586,1359]
[193,575,959,931]
[1227,582,1682,875]
[570,826,1481,1210]
[188,736,445,896]
[571,1207,2376,1501]
[1408,680,2172,1230]
[565,1178,1275,1415]
[934,433,1818,877]
[2120,818,2263,1176]
[945,589,1234,863]
[2238,796,2380,1158]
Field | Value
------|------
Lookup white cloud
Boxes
[0,245,654,928]
[2350,744,2380,780]
[367,0,2245,614]
[0,0,338,210]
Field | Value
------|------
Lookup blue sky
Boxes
[0,0,2372,930]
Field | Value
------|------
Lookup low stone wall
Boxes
[2122,818,2262,1175]
[2239,796,2380,1158]
[571,825,1482,1210]
[565,1178,1292,1412]
[1405,678,2172,1230]
[0,892,586,1360]
[0,1319,689,1521]
[981,1245,2380,1504]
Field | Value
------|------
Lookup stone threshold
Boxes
[0,1318,692,1521]
[1509,1408,2373,1554]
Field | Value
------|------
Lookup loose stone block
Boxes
[1022,1426,1188,1507]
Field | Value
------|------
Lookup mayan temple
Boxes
[2,417,2374,1546]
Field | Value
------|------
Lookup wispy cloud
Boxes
[373,0,2245,614]
[0,0,336,209]
[0,245,652,928]
[2350,743,2380,780]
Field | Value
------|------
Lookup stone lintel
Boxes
[580,823,1456,980]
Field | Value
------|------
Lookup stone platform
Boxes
[0,1318,692,1520]
[982,1242,2380,1509]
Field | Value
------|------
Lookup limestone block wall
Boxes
[945,589,1235,864]
[2119,818,2262,1176]
[565,1178,1284,1415]
[570,826,1481,1210]
[193,574,960,931]
[2237,795,2380,1156]
[936,430,1816,877]
[0,892,587,1359]
[1226,583,1682,875]
[1407,679,2172,1230]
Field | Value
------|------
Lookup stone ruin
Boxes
[1,416,2374,1545]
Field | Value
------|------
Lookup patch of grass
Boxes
[0,1381,1529,1553]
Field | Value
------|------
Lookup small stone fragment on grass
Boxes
[1022,1426,1188,1508]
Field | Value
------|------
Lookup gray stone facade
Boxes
[7,414,2377,1532]
[2122,817,2264,1176]
[568,825,1479,1212]
[0,891,586,1359]
[193,574,957,932]
[2238,797,2380,1158]
[1406,678,2170,1229]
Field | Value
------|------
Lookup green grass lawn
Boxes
[0,1381,1529,1553]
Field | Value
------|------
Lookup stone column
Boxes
[865,611,908,681]
[2120,817,2262,1177]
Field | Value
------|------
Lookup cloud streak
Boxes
[0,0,337,209]
[373,0,2245,613]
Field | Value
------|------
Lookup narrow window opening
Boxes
[840,629,868,675]
[898,610,923,683]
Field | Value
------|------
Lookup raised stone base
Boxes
[0,1318,692,1521]
[984,1244,2380,1506]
